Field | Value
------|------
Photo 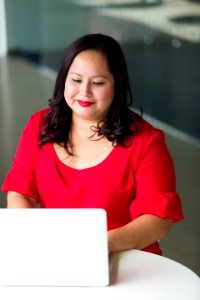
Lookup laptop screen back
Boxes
[0,208,109,286]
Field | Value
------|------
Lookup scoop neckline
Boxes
[50,142,119,171]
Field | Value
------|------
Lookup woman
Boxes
[2,33,183,255]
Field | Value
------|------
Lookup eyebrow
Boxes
[69,72,107,79]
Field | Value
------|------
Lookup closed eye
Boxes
[72,78,81,83]
[93,81,105,86]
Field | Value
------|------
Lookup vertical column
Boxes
[0,0,7,57]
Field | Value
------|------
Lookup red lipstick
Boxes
[77,100,94,107]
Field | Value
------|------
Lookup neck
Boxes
[71,115,99,138]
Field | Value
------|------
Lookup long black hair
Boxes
[39,33,141,153]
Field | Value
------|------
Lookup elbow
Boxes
[7,191,36,208]
[159,218,172,239]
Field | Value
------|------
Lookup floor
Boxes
[0,54,200,277]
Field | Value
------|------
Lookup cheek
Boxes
[100,86,114,104]
[64,83,76,101]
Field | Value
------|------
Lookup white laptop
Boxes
[0,208,109,287]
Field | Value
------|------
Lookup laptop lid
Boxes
[0,208,109,287]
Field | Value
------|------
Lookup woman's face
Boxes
[64,50,115,122]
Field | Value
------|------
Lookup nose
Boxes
[80,81,92,97]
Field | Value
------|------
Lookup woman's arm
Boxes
[108,214,172,253]
[7,191,37,208]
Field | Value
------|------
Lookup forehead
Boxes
[69,50,110,74]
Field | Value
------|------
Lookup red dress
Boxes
[2,108,184,255]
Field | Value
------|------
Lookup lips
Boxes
[77,100,94,107]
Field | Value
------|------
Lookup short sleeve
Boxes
[130,127,184,223]
[2,111,44,202]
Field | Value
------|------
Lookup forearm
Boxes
[7,191,37,208]
[108,214,172,253]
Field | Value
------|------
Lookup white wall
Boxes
[0,0,7,56]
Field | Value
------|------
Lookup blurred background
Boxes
[0,0,200,275]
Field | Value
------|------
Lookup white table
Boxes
[0,249,199,300]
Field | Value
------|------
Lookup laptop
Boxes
[0,208,109,287]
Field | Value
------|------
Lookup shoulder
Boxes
[27,108,50,129]
[130,118,165,146]
[125,118,168,162]
[140,118,164,139]
[30,107,50,123]
[23,108,50,138]
[117,118,166,161]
